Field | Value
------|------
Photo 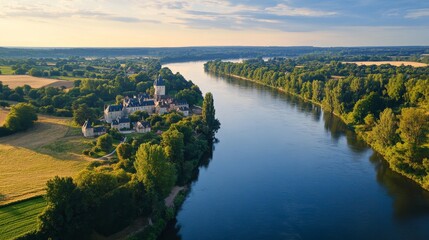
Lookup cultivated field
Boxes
[0,197,46,240]
[343,61,428,67]
[0,110,91,205]
[0,75,73,89]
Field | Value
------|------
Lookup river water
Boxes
[160,61,429,240]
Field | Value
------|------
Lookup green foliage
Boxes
[73,104,95,125]
[96,134,113,152]
[349,92,383,124]
[364,113,376,129]
[399,108,429,146]
[134,143,177,197]
[3,103,37,133]
[398,108,429,149]
[370,108,398,147]
[162,129,184,164]
[37,177,91,240]
[28,68,43,77]
[386,74,405,102]
[93,186,137,236]
[117,143,133,161]
[202,92,220,138]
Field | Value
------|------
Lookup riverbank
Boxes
[217,71,428,192]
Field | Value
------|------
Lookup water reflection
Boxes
[369,152,429,220]
[159,62,429,240]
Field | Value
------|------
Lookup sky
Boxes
[0,0,429,47]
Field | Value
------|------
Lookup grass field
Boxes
[0,66,14,75]
[0,75,73,89]
[0,197,46,240]
[0,110,92,205]
[343,61,428,67]
[0,110,7,126]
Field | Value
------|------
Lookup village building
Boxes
[111,117,131,130]
[171,99,189,109]
[123,96,155,115]
[104,105,123,123]
[82,120,106,138]
[177,106,190,116]
[135,121,151,133]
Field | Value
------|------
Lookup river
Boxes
[160,61,429,240]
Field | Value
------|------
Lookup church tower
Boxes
[154,75,166,99]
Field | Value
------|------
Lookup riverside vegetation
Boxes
[205,57,429,190]
[0,57,219,239]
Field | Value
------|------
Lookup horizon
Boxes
[2,45,429,49]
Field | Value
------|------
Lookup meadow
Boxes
[0,197,46,240]
[0,110,92,205]
[0,66,14,75]
[0,75,73,89]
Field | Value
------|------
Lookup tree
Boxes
[162,129,184,163]
[202,92,220,138]
[3,103,37,132]
[37,177,91,239]
[398,108,429,148]
[134,143,176,197]
[364,113,375,129]
[386,74,405,102]
[371,108,397,147]
[97,134,113,152]
[117,143,133,161]
[349,92,383,124]
[28,68,43,77]
[73,104,95,125]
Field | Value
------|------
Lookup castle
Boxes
[83,75,189,137]
[104,75,189,124]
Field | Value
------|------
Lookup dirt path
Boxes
[97,137,127,160]
[165,186,185,207]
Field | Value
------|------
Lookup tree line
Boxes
[205,58,429,189]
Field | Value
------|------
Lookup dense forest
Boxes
[205,58,429,189]
[1,46,429,63]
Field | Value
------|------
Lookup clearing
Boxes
[0,197,46,240]
[0,66,14,75]
[343,61,428,67]
[0,75,73,89]
[0,110,92,205]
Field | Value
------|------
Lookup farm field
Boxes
[0,66,13,75]
[0,110,91,205]
[0,75,73,89]
[0,197,46,240]
[343,61,428,67]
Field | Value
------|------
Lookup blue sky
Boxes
[0,0,428,47]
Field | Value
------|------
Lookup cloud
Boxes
[265,3,337,17]
[0,2,157,24]
[405,8,429,19]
